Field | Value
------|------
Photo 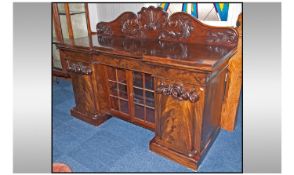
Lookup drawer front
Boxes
[94,53,209,86]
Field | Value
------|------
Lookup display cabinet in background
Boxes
[52,3,92,78]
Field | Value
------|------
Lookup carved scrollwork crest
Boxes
[67,61,92,75]
[96,6,238,46]
[156,82,199,103]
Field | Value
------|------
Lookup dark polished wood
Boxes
[55,6,241,170]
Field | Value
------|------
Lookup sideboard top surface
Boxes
[56,6,239,72]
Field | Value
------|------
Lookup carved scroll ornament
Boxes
[159,16,195,40]
[156,82,199,103]
[206,30,238,47]
[97,22,112,35]
[67,61,92,75]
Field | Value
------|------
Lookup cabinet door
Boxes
[104,65,156,129]
[154,78,205,156]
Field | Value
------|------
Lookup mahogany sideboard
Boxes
[55,6,242,171]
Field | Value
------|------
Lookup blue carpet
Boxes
[52,78,242,172]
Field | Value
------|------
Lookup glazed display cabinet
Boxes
[52,3,92,78]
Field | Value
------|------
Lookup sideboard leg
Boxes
[66,58,111,126]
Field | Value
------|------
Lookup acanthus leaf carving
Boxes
[96,22,112,35]
[121,18,140,37]
[159,18,194,40]
[206,30,238,46]
[156,82,199,103]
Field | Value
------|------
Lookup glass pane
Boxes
[133,88,144,104]
[107,66,116,81]
[57,3,65,13]
[69,3,85,13]
[134,104,144,120]
[59,15,69,39]
[146,107,155,123]
[133,71,143,88]
[108,82,118,96]
[145,73,154,90]
[110,96,119,110]
[71,13,88,38]
[52,44,62,69]
[118,84,128,99]
[145,91,154,107]
[119,99,129,114]
[117,69,126,84]
[57,3,69,39]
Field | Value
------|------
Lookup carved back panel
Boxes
[96,6,238,47]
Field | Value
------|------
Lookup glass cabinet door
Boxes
[52,2,91,75]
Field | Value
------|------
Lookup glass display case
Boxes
[52,3,91,77]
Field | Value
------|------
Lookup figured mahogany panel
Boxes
[220,13,243,131]
[96,6,238,48]
[63,52,111,125]
[154,78,205,158]
[67,60,96,115]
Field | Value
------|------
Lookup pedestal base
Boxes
[149,137,199,171]
[71,107,111,126]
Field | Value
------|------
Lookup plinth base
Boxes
[71,107,111,126]
[149,137,199,171]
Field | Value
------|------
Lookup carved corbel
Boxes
[156,82,199,103]
[67,61,92,75]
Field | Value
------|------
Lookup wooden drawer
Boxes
[62,49,92,63]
